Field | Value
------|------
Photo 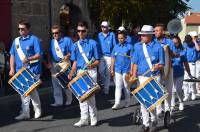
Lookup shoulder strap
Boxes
[77,41,89,63]
[142,43,152,69]
[54,39,64,59]
[15,37,26,61]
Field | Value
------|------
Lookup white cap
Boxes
[101,21,109,27]
[138,25,154,34]
[188,31,198,37]
[118,26,126,31]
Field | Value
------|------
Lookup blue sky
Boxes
[187,0,200,12]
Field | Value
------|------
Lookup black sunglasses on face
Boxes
[18,27,25,31]
[52,32,59,35]
[77,30,86,33]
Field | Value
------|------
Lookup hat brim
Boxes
[138,31,154,35]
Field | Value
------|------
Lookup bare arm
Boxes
[183,61,191,76]
[110,58,115,77]
[68,61,77,80]
[9,55,15,76]
[192,37,200,52]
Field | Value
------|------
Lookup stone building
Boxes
[1,0,93,51]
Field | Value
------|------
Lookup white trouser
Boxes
[196,61,200,93]
[98,56,112,91]
[183,63,196,96]
[138,76,158,127]
[114,72,130,104]
[171,76,184,106]
[78,68,97,120]
[21,75,41,113]
[51,63,72,105]
[157,68,173,113]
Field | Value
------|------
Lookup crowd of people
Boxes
[8,19,200,132]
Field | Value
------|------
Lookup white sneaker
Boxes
[191,93,196,101]
[91,116,98,126]
[183,96,189,102]
[15,113,30,120]
[179,103,184,111]
[112,103,120,110]
[34,108,42,119]
[171,106,175,112]
[74,119,89,127]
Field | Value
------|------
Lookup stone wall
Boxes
[11,0,50,51]
[11,0,94,51]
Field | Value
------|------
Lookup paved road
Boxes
[0,87,200,132]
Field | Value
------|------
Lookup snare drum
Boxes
[8,67,42,97]
[54,61,71,88]
[131,77,168,112]
[67,71,100,102]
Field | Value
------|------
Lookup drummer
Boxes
[68,21,100,127]
[47,24,73,107]
[131,25,165,132]
[154,23,176,115]
[9,20,43,120]
[110,30,132,110]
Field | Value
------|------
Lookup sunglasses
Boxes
[18,27,25,31]
[52,32,59,35]
[77,30,86,33]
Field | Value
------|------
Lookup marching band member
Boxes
[131,25,165,132]
[97,21,116,94]
[9,20,43,120]
[47,25,73,107]
[189,31,200,95]
[171,36,191,111]
[182,33,200,101]
[110,30,132,110]
[154,24,175,115]
[117,26,133,45]
[68,21,100,127]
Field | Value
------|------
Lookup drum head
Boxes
[162,45,171,80]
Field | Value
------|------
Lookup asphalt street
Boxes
[0,86,200,132]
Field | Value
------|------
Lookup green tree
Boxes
[88,0,190,30]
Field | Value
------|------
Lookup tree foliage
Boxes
[88,0,190,30]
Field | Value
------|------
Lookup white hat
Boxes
[101,21,109,27]
[118,26,126,31]
[188,31,198,37]
[138,25,154,34]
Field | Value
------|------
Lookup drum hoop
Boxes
[58,61,71,73]
[79,85,101,102]
[8,67,27,84]
[148,93,168,112]
[67,71,88,87]
[132,77,153,94]
[24,80,42,97]
[162,45,171,80]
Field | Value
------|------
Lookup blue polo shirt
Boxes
[172,48,187,78]
[71,38,101,70]
[183,42,198,63]
[9,34,43,74]
[154,37,176,53]
[111,42,133,74]
[197,39,200,60]
[132,41,165,77]
[97,32,116,56]
[50,37,73,62]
